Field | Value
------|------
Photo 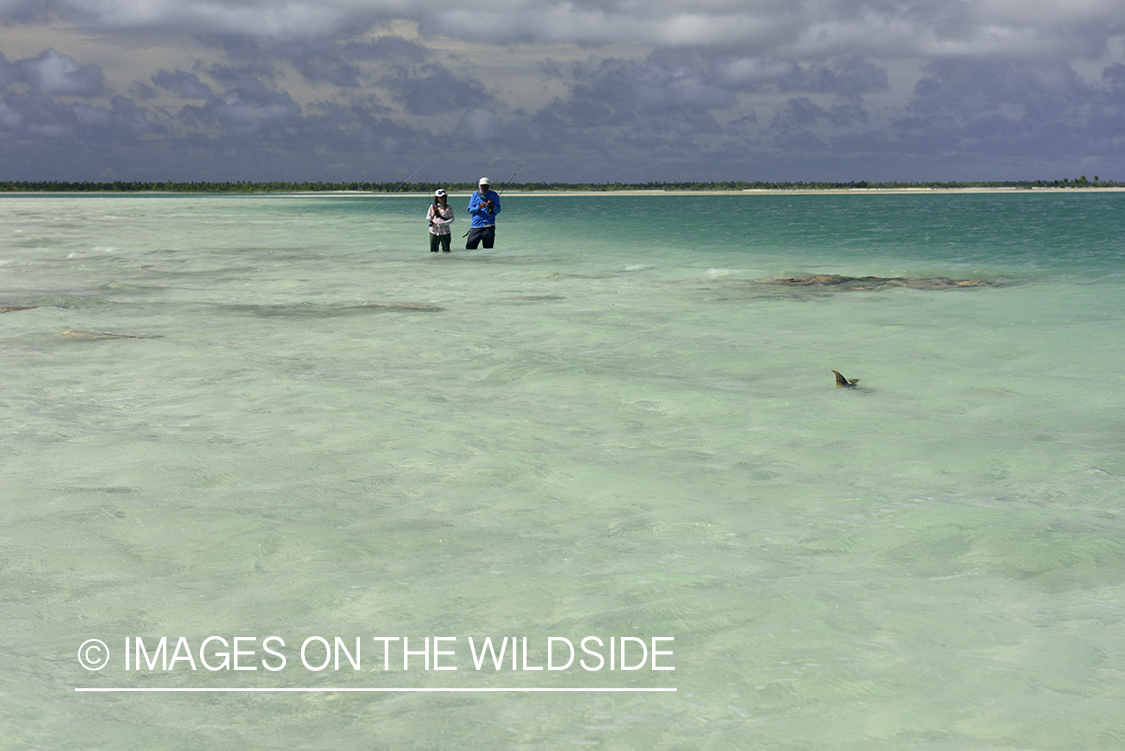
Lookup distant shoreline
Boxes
[451,187,1125,197]
[169,186,1125,197]
[2,179,1120,196]
[5,187,1122,198]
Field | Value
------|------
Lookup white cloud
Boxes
[7,0,1115,59]
[973,0,1125,26]
[719,58,798,86]
[18,48,105,96]
[459,107,496,141]
[59,0,368,39]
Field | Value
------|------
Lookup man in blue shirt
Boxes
[466,177,501,249]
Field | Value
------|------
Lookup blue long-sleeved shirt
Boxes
[467,189,501,228]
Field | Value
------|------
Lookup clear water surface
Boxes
[2,191,1123,749]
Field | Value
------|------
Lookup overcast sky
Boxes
[1,1,1123,183]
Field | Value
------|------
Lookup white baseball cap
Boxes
[479,177,490,186]
[435,189,447,197]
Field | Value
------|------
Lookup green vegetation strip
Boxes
[0,178,1117,193]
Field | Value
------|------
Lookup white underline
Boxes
[75,687,675,693]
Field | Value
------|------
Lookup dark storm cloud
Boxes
[180,78,306,141]
[505,52,747,175]
[0,37,438,180]
[1104,63,1125,89]
[381,63,495,116]
[1,1,1123,181]
[526,49,886,152]
[153,69,213,99]
[0,89,162,181]
[1092,64,1125,142]
[770,97,833,129]
[506,44,1123,180]
[78,95,159,136]
[191,34,429,88]
[343,36,429,64]
[169,70,426,159]
[0,49,154,178]
[549,49,889,110]
[305,97,418,152]
[713,54,888,95]
[201,36,348,87]
[0,52,15,87]
[5,1,1125,61]
[522,55,726,169]
[0,0,45,23]
[803,55,889,96]
[290,52,363,88]
[564,55,732,123]
[894,58,1106,157]
[909,58,1086,121]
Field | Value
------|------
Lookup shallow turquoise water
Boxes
[2,192,1123,749]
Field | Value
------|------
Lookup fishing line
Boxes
[355,164,426,224]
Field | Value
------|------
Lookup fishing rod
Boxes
[356,164,426,221]
[495,160,524,196]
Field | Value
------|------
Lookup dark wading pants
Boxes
[429,233,451,252]
[465,225,495,249]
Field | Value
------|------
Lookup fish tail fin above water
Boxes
[832,370,860,387]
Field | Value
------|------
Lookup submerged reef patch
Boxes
[760,274,998,290]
